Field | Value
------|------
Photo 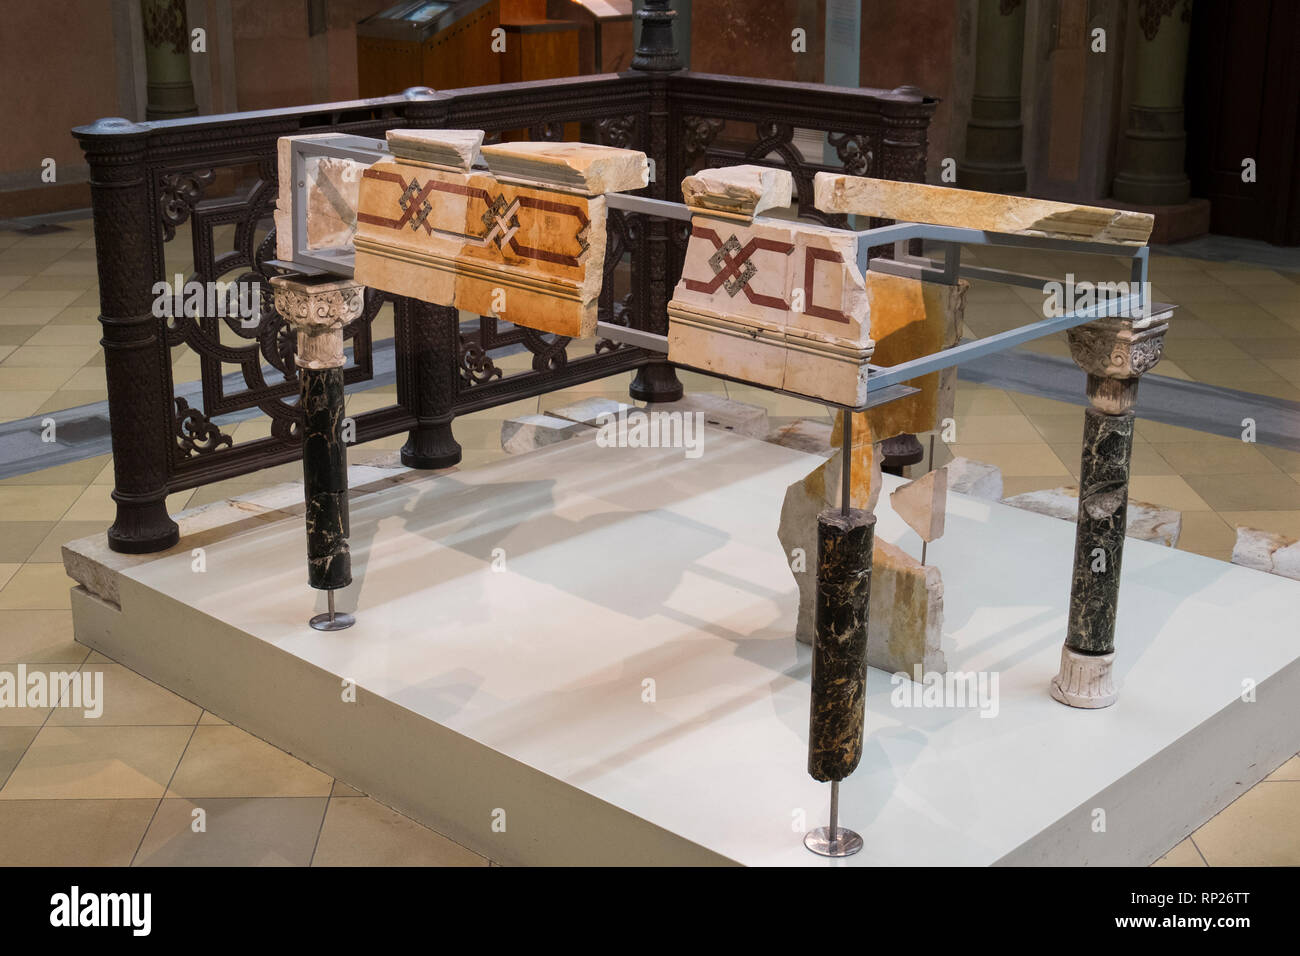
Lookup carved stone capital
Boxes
[1067,314,1169,413]
[1067,314,1169,380]
[270,275,365,370]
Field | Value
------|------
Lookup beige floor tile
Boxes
[1154,441,1284,476]
[1192,782,1300,865]
[0,289,82,310]
[0,366,77,390]
[944,442,1071,478]
[20,324,102,347]
[0,725,192,799]
[1182,473,1300,512]
[1137,420,1240,445]
[0,389,56,420]
[951,386,1022,416]
[1126,475,1212,512]
[3,344,101,368]
[949,413,1042,444]
[331,779,364,798]
[1174,511,1237,560]
[27,520,109,563]
[1150,837,1206,867]
[0,563,74,610]
[0,521,56,563]
[1007,392,1080,416]
[166,724,332,799]
[47,662,201,728]
[1217,510,1300,540]
[198,711,228,725]
[134,796,328,867]
[56,366,108,390]
[0,306,65,326]
[0,610,84,663]
[312,796,488,867]
[0,798,158,866]
[0,454,109,487]
[1161,337,1253,362]
[37,389,108,414]
[0,725,38,784]
[1266,755,1300,781]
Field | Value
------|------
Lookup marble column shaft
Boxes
[808,508,875,783]
[270,276,365,592]
[301,366,351,591]
[1065,405,1134,655]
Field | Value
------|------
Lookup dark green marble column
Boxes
[808,508,874,783]
[1052,312,1170,708]
[270,275,365,624]
[302,366,351,591]
[1065,408,1133,655]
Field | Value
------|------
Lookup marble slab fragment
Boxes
[1001,486,1182,547]
[501,414,589,455]
[668,168,874,407]
[890,468,948,543]
[387,129,484,170]
[814,172,1155,245]
[481,140,649,195]
[681,165,792,220]
[941,457,1003,501]
[275,132,368,262]
[1231,527,1300,582]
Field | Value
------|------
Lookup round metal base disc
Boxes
[804,826,863,857]
[309,611,355,631]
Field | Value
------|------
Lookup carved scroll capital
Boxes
[270,275,365,370]
[1067,313,1170,413]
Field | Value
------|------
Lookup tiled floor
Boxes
[0,219,1297,865]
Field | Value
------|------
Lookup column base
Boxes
[401,419,462,470]
[1050,646,1117,709]
[107,494,180,555]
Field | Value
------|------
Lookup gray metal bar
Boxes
[595,320,669,352]
[874,255,1060,292]
[866,295,1171,391]
[606,192,695,221]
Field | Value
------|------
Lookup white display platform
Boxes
[69,430,1300,866]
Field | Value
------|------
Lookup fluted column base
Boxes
[1050,646,1117,709]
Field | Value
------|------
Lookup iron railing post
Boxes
[73,117,180,554]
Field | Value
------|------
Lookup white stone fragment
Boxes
[1001,486,1181,547]
[501,414,589,455]
[1231,527,1300,582]
[545,396,634,427]
[941,457,1003,501]
[648,393,770,439]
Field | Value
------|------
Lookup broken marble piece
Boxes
[808,508,873,783]
[275,133,371,262]
[890,468,948,543]
[681,164,792,219]
[868,539,946,676]
[647,392,770,439]
[813,172,1155,245]
[828,411,883,513]
[778,467,945,673]
[354,134,649,338]
[501,414,589,455]
[1001,486,1181,547]
[480,140,649,195]
[863,278,967,441]
[942,457,1003,501]
[544,396,634,427]
[667,167,874,408]
[387,129,484,170]
[1231,527,1300,582]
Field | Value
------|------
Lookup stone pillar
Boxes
[1051,312,1169,708]
[808,508,875,782]
[1111,0,1194,205]
[957,0,1028,192]
[270,275,365,592]
[140,0,199,121]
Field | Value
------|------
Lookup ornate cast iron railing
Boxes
[74,4,935,554]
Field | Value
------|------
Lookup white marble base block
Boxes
[500,414,588,454]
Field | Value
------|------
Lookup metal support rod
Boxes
[841,411,852,517]
[829,781,840,843]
